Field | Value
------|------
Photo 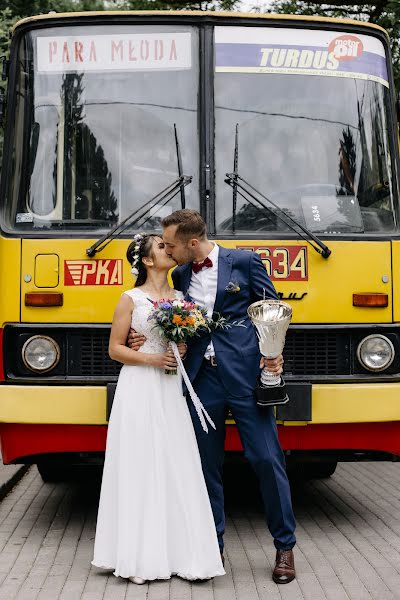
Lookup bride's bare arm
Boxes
[108,295,177,370]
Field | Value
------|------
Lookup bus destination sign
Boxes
[37,33,192,72]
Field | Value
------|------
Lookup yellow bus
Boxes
[0,10,399,481]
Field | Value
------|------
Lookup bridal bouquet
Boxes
[148,298,237,372]
[149,300,209,343]
[149,299,210,357]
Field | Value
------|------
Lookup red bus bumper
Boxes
[2,422,400,464]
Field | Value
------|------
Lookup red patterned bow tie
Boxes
[192,257,213,274]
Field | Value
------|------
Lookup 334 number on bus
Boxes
[237,245,308,281]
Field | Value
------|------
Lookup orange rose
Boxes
[173,315,183,325]
[187,317,195,326]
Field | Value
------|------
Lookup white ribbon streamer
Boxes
[170,341,216,434]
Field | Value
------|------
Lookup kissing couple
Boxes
[92,209,296,585]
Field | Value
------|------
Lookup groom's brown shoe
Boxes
[220,552,225,567]
[272,550,295,584]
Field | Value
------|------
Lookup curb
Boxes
[0,465,30,502]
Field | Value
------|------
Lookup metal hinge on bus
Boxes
[205,163,211,195]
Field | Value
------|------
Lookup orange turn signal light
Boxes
[25,292,63,307]
[353,293,388,307]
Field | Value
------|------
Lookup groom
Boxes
[131,209,296,584]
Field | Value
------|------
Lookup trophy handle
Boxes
[260,368,281,387]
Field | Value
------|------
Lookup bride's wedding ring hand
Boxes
[260,354,284,376]
[164,348,178,370]
[151,349,178,370]
[127,328,147,351]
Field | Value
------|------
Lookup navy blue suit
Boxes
[172,246,296,552]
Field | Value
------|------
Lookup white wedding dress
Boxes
[92,287,225,581]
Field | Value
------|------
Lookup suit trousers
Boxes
[189,361,296,552]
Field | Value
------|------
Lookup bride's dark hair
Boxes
[126,234,157,287]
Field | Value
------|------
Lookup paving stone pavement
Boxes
[0,454,29,502]
[0,461,400,599]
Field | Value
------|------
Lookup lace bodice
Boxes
[123,288,184,354]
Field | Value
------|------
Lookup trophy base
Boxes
[255,377,290,407]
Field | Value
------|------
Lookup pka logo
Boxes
[64,259,123,286]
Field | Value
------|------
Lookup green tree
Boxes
[0,0,109,16]
[0,0,239,18]
[265,0,400,90]
[121,0,239,8]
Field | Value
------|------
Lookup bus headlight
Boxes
[22,335,60,373]
[357,335,394,372]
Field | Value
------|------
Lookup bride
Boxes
[91,233,225,584]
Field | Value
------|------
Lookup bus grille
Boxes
[76,329,350,378]
[283,330,350,376]
[71,330,121,377]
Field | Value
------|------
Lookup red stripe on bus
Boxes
[0,424,107,464]
[226,422,400,455]
[2,422,400,464]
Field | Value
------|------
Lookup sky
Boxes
[239,1,273,11]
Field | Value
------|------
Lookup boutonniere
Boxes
[225,281,241,294]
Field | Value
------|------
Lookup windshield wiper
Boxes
[86,176,191,257]
[86,125,191,257]
[174,123,186,209]
[225,124,330,258]
[231,124,239,235]
[225,172,331,259]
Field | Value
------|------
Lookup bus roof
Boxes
[12,10,389,39]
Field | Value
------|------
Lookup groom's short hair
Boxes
[162,209,206,241]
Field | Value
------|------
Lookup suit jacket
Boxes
[171,246,279,397]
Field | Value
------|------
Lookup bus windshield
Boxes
[3,25,199,233]
[2,22,397,237]
[215,27,397,235]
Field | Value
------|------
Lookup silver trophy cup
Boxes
[247,300,292,407]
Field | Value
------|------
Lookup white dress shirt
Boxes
[188,243,219,359]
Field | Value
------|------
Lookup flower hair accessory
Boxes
[130,232,146,275]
